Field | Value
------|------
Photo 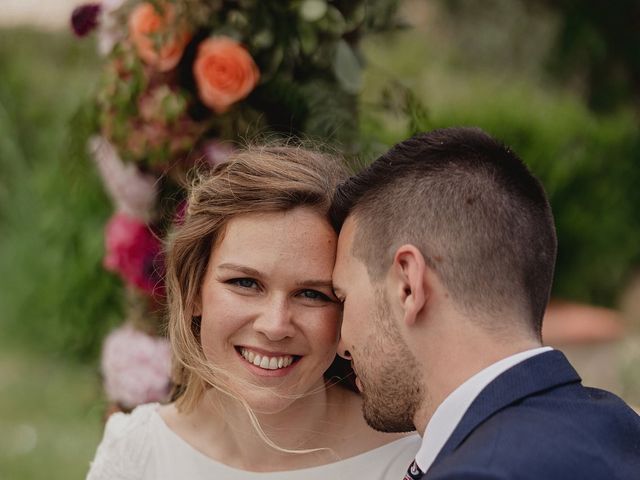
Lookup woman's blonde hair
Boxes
[165,144,352,413]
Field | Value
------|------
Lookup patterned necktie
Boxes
[403,459,425,479]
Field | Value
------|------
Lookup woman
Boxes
[87,146,420,479]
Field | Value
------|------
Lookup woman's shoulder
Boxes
[86,403,159,480]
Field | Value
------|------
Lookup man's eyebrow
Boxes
[216,263,264,278]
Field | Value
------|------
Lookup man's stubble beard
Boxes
[358,288,423,433]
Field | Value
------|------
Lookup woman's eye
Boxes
[299,290,331,301]
[229,278,258,289]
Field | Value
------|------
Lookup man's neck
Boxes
[412,335,542,434]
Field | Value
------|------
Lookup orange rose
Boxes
[193,37,260,113]
[128,2,191,72]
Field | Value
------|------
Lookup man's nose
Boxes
[337,337,352,360]
[253,299,296,341]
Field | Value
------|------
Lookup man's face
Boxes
[333,216,422,432]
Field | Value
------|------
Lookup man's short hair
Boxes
[330,127,557,337]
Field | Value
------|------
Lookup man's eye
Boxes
[229,278,258,289]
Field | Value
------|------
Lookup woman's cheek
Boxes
[313,306,341,349]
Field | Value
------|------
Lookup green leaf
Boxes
[298,22,318,55]
[252,29,274,49]
[333,40,363,94]
[319,6,347,36]
[299,0,327,22]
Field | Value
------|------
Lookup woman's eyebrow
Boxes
[217,263,332,288]
[295,279,334,288]
[216,263,264,278]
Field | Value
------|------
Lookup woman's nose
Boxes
[337,337,352,360]
[253,299,296,341]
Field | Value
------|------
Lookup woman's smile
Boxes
[235,346,302,377]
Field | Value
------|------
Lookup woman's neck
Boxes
[168,380,355,471]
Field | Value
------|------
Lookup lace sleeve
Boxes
[86,403,158,480]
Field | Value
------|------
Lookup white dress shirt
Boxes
[414,346,553,475]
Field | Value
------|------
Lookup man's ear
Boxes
[391,244,427,326]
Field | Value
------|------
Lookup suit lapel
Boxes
[432,350,581,466]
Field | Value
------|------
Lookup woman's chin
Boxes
[233,378,325,416]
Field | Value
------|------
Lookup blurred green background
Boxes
[1,1,639,478]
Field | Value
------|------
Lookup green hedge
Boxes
[427,88,640,306]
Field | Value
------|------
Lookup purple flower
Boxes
[71,3,102,37]
[101,324,172,409]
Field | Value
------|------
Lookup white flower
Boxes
[88,136,158,221]
[97,0,127,55]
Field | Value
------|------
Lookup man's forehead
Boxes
[334,216,363,292]
[336,216,357,260]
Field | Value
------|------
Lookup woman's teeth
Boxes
[240,348,295,370]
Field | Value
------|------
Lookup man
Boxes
[330,127,640,479]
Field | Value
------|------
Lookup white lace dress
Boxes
[86,403,421,480]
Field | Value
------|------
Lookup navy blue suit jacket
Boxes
[424,350,640,479]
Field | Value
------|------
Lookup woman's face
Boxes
[197,207,341,413]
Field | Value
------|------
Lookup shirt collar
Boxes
[414,346,553,474]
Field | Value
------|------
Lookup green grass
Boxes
[0,344,105,480]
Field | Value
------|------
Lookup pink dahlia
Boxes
[101,324,172,408]
[104,212,164,297]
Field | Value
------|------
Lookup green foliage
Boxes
[0,28,123,360]
[539,0,640,113]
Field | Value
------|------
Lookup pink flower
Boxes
[89,136,158,221]
[104,212,164,297]
[101,324,172,408]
